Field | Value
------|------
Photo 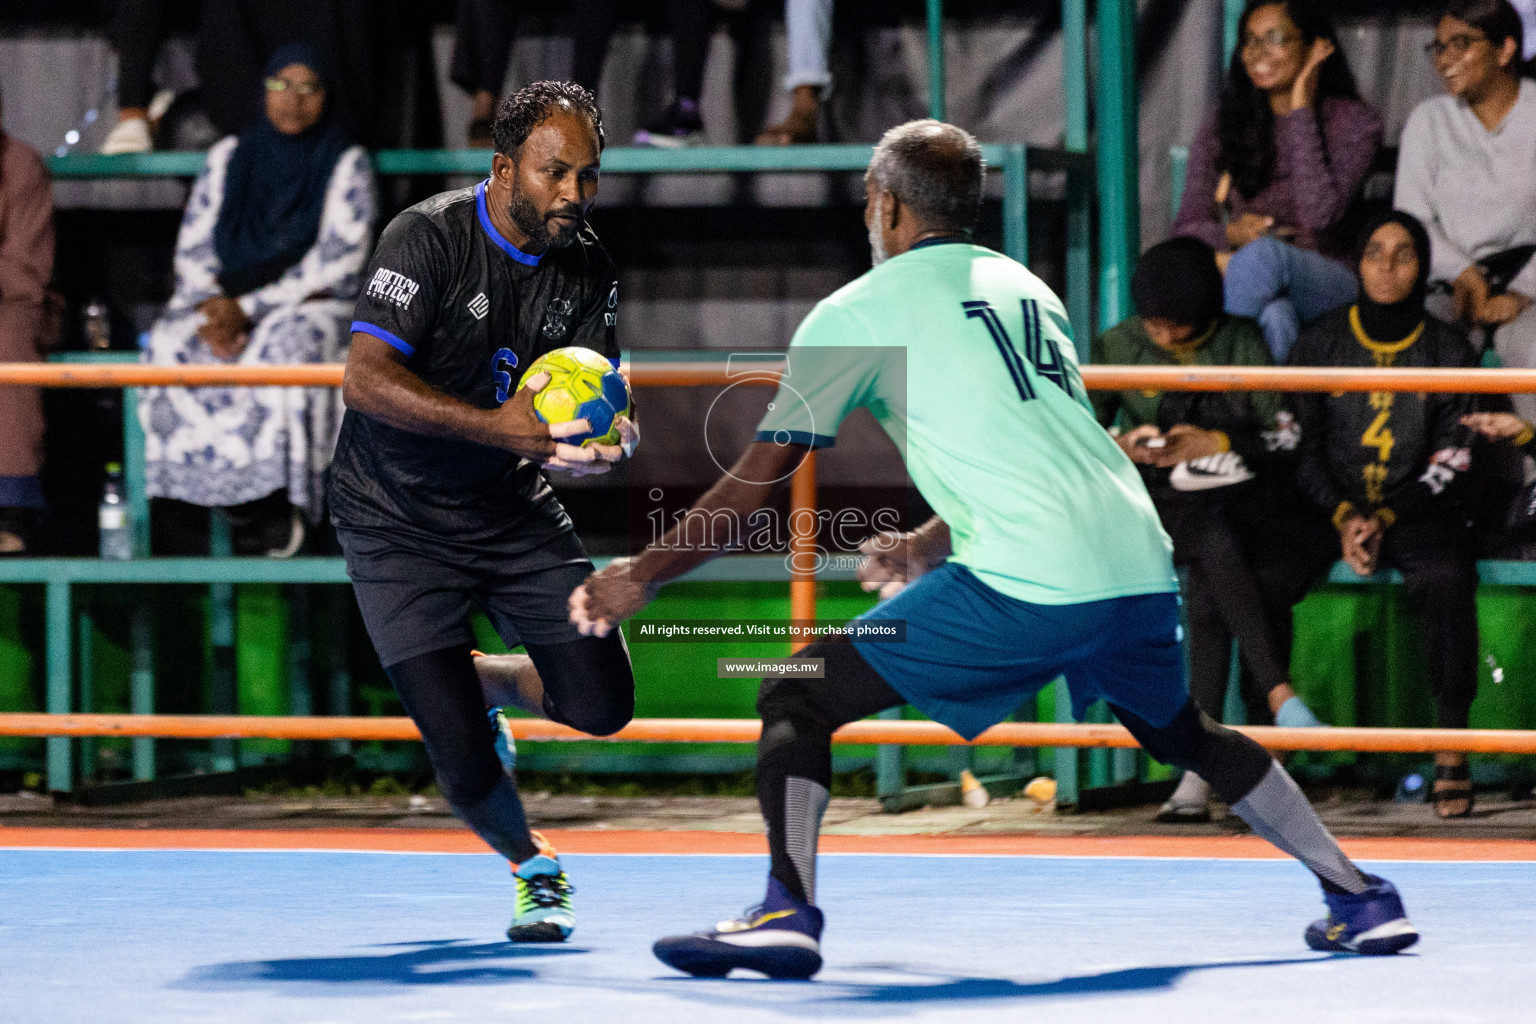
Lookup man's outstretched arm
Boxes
[343,332,619,466]
[570,440,809,635]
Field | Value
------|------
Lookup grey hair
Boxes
[866,119,985,232]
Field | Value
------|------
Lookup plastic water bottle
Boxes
[98,463,132,560]
[83,300,111,351]
[1393,772,1427,804]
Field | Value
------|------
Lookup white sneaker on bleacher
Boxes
[1169,451,1255,492]
[101,117,152,155]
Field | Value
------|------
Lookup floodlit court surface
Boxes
[3,829,1534,1024]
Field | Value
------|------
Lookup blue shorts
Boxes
[851,563,1187,740]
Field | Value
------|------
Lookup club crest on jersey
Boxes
[542,297,575,339]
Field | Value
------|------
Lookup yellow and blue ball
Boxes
[518,346,631,447]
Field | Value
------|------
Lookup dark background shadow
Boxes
[659,955,1359,1010]
[178,938,587,989]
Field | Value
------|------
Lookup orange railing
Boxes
[3,713,1535,754]
[5,361,1536,760]
[5,362,1536,392]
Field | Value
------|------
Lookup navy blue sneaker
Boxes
[654,875,824,979]
[1305,874,1419,955]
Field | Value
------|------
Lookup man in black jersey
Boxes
[331,81,637,943]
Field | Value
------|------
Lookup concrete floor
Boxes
[4,787,1535,841]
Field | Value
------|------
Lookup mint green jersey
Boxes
[755,241,1176,604]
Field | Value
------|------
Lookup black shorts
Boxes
[337,525,593,669]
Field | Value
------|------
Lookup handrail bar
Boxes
[4,362,1536,393]
[4,713,1535,755]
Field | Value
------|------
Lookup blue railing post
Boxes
[1052,677,1078,806]
[876,707,905,801]
[209,512,236,772]
[1062,0,1094,356]
[1002,145,1028,265]
[1095,0,1140,330]
[131,604,155,781]
[1225,0,1246,64]
[78,612,94,780]
[124,383,149,557]
[45,578,71,793]
[926,0,946,120]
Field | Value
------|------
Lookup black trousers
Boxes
[194,0,380,141]
[1156,488,1291,722]
[755,639,1272,903]
[110,0,200,110]
[385,635,633,862]
[1249,509,1481,731]
[449,0,516,97]
[571,0,772,122]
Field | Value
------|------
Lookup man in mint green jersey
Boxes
[570,120,1418,979]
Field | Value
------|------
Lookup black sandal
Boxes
[1433,763,1475,819]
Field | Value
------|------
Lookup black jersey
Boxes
[1288,307,1474,521]
[329,180,619,548]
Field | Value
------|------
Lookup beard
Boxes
[507,188,584,251]
[868,214,889,267]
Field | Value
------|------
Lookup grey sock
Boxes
[1169,771,1210,807]
[1230,762,1368,895]
[785,776,831,903]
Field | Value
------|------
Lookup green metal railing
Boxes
[21,0,1163,802]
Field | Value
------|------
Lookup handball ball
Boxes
[518,346,631,447]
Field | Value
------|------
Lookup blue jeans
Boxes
[1223,237,1358,363]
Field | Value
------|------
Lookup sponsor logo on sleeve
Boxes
[367,268,421,309]
[365,268,420,308]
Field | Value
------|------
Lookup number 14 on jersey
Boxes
[963,299,1076,403]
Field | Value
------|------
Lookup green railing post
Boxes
[123,384,149,557]
[327,589,352,757]
[1169,145,1190,218]
[1225,0,1246,64]
[926,0,945,120]
[1062,0,1094,356]
[130,604,155,781]
[78,611,94,780]
[209,511,236,772]
[1052,677,1077,807]
[1002,145,1028,265]
[876,706,905,801]
[45,578,71,793]
[1095,0,1140,330]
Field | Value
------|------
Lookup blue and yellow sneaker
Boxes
[487,705,516,775]
[508,833,574,943]
[653,875,824,979]
[1305,874,1419,955]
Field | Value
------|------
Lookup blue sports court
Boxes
[3,845,1530,1024]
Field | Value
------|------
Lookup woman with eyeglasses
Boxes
[1397,0,1536,430]
[1172,0,1382,364]
[138,44,374,556]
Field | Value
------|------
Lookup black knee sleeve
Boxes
[385,645,506,809]
[525,633,636,737]
[1113,700,1273,805]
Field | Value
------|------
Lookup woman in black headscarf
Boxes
[140,43,375,555]
[1285,209,1482,816]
